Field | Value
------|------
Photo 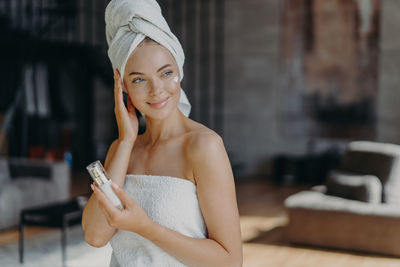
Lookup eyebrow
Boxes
[128,64,172,76]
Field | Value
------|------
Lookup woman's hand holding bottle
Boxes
[91,182,153,235]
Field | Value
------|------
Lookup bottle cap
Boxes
[86,160,109,186]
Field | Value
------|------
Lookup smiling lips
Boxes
[147,97,170,109]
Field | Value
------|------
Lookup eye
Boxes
[163,71,173,77]
[133,77,145,83]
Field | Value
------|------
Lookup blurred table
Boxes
[19,197,87,267]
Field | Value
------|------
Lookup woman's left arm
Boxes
[148,132,242,266]
[93,132,243,267]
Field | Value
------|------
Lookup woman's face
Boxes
[123,42,181,120]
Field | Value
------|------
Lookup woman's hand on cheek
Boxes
[114,69,138,145]
[92,183,152,234]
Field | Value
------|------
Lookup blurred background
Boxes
[1,0,400,180]
[1,0,400,266]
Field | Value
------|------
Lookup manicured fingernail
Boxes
[90,184,94,191]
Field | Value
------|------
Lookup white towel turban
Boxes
[105,0,191,117]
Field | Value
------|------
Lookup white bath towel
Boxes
[105,0,191,117]
[109,174,208,267]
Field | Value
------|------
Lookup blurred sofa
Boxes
[0,157,70,230]
[284,141,400,256]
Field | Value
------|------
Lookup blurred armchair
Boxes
[284,141,400,256]
[0,157,70,230]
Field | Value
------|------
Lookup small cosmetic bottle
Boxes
[86,160,123,210]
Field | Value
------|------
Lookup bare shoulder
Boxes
[183,124,226,163]
[183,121,234,188]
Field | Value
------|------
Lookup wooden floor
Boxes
[236,179,400,267]
[1,174,400,266]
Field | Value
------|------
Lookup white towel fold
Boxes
[105,0,191,117]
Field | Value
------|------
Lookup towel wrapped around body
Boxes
[109,174,208,267]
[105,0,191,117]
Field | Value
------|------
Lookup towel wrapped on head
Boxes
[105,0,191,117]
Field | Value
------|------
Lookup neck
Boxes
[141,108,186,145]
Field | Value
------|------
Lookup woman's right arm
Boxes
[81,138,134,247]
[82,69,138,247]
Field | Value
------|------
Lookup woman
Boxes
[82,0,242,266]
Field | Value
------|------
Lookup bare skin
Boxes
[82,40,243,267]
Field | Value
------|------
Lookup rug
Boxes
[0,226,112,267]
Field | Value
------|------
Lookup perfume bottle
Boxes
[86,160,123,210]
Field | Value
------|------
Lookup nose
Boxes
[149,77,163,96]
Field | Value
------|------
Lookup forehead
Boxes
[125,43,177,72]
